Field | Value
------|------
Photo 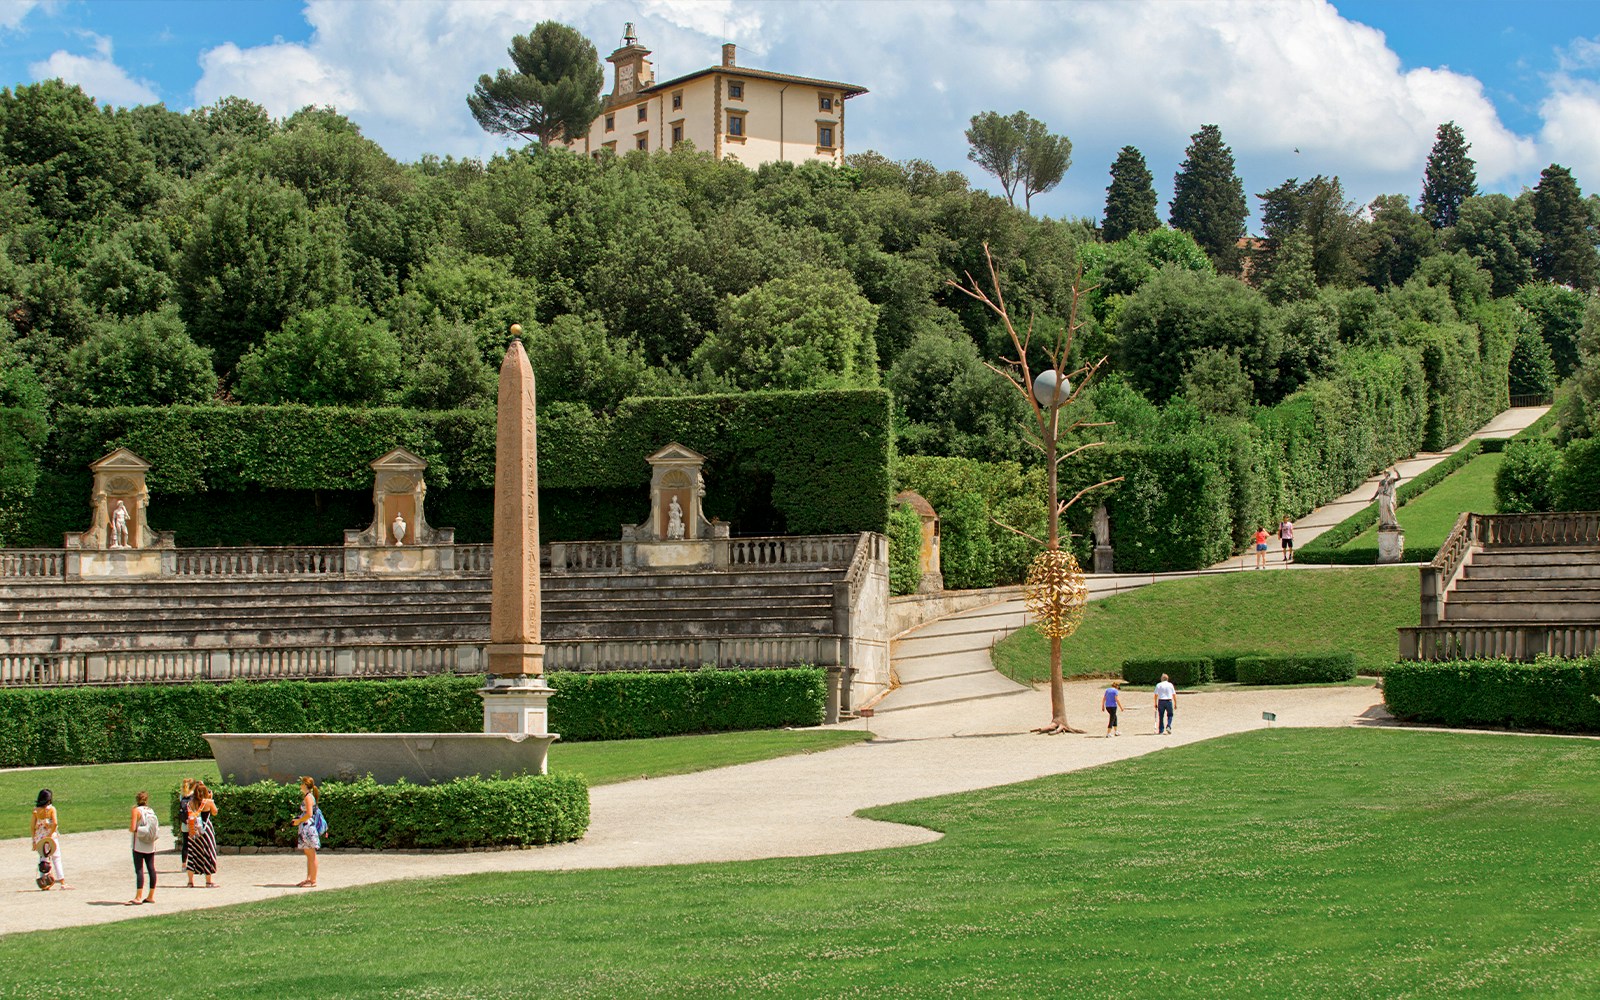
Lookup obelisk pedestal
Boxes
[479,337,558,749]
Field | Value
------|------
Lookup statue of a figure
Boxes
[1092,504,1111,548]
[391,512,407,546]
[109,500,130,549]
[666,496,685,540]
[1373,468,1401,530]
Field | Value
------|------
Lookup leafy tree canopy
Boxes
[468,21,604,145]
[964,110,1072,212]
[1169,125,1247,273]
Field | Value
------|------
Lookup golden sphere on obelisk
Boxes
[509,323,522,337]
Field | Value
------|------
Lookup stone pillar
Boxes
[479,338,556,745]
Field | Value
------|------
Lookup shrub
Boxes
[1209,651,1259,683]
[1120,655,1214,686]
[1235,652,1357,685]
[938,489,995,589]
[1553,437,1600,511]
[887,500,923,596]
[1495,438,1560,513]
[63,309,218,407]
[186,773,590,849]
[548,668,825,741]
[1384,657,1600,733]
[234,302,403,406]
[1507,324,1557,397]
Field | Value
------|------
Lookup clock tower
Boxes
[606,22,653,102]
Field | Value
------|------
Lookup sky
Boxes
[2,0,1599,227]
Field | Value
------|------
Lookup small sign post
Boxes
[1262,711,1276,727]
[858,706,874,738]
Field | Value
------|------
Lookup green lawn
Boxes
[993,565,1415,681]
[5,729,1598,997]
[0,729,867,839]
[1345,451,1503,549]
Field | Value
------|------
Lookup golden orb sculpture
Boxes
[509,323,523,337]
[1023,547,1089,638]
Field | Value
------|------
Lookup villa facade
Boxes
[563,26,868,168]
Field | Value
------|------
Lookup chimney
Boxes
[722,43,736,67]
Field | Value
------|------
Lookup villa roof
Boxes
[640,65,868,100]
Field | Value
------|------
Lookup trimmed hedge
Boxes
[1209,652,1259,684]
[886,501,923,596]
[0,668,827,766]
[1235,652,1358,685]
[20,389,891,545]
[546,668,826,741]
[179,773,590,849]
[0,676,483,767]
[1383,657,1600,733]
[1120,655,1214,686]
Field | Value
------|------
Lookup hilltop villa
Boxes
[563,25,868,168]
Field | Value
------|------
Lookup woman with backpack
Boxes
[128,790,160,905]
[289,775,321,888]
[184,781,219,888]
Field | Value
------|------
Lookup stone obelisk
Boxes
[479,334,556,740]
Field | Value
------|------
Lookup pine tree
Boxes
[1419,122,1477,230]
[468,22,604,145]
[1103,146,1159,242]
[1531,164,1599,291]
[1169,125,1248,274]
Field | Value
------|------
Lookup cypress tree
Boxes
[1419,121,1477,229]
[1169,125,1248,274]
[1531,164,1599,291]
[1103,145,1158,242]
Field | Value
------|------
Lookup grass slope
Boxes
[1345,452,1503,549]
[4,730,1598,997]
[993,566,1415,681]
[0,730,867,839]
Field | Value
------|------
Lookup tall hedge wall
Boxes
[0,407,47,546]
[1384,658,1600,733]
[14,389,890,545]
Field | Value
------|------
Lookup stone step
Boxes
[1462,563,1600,581]
[1446,601,1600,622]
[1470,549,1600,567]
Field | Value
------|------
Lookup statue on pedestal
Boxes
[1373,469,1401,530]
[666,497,685,540]
[109,501,130,549]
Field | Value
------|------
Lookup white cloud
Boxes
[0,0,45,32]
[29,32,160,107]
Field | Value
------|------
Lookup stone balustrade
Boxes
[0,643,484,687]
[1398,624,1600,662]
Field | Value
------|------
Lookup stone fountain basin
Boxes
[205,732,558,785]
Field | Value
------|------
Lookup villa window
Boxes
[604,114,615,132]
[726,111,746,138]
[635,133,648,151]
[728,80,744,101]
[672,90,683,111]
[819,94,834,112]
[672,123,684,145]
[637,104,648,122]
[817,125,835,149]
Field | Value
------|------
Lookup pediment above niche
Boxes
[646,442,707,466]
[88,447,152,473]
[370,447,428,473]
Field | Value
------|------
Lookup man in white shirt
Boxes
[1154,674,1177,735]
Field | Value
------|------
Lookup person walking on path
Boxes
[128,791,160,905]
[1253,527,1270,569]
[31,789,71,891]
[1154,674,1177,735]
[1102,681,1124,737]
[289,776,320,888]
[1279,517,1294,563]
[184,782,219,888]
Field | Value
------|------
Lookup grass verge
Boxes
[992,566,1414,682]
[3,730,1598,997]
[0,729,868,839]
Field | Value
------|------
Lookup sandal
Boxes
[125,899,142,906]
[295,880,316,887]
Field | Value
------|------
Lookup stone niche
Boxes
[63,448,174,577]
[623,442,729,569]
[892,490,943,593]
[344,448,455,573]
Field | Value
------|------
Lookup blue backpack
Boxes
[313,806,328,836]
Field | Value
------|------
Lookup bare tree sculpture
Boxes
[949,244,1121,734]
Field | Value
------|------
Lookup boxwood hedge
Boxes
[1383,657,1600,733]
[1120,655,1214,686]
[0,668,827,767]
[178,773,590,850]
[1235,652,1358,685]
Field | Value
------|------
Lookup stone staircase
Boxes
[0,568,844,657]
[1444,547,1600,622]
[1401,512,1600,660]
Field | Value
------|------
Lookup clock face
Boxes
[619,64,635,93]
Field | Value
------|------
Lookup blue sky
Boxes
[2,1,1598,225]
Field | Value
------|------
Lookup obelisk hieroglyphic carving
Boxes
[487,339,544,677]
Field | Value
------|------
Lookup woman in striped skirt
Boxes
[184,781,219,887]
